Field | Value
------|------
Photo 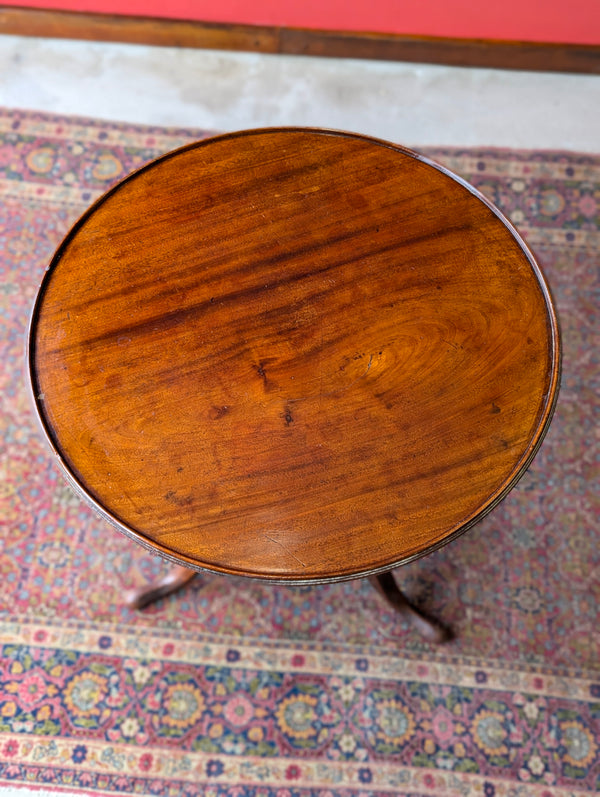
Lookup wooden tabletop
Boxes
[29,129,560,583]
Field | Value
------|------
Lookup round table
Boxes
[28,128,560,641]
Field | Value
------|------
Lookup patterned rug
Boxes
[0,108,598,796]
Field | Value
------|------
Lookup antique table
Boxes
[28,128,560,642]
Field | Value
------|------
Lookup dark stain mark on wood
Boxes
[164,490,193,507]
[255,362,268,384]
[209,405,230,420]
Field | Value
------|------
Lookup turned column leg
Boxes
[369,571,452,643]
[124,564,197,610]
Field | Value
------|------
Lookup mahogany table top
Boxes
[28,129,560,583]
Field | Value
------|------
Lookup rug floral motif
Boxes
[0,108,598,796]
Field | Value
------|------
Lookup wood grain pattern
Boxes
[1,6,599,73]
[280,28,600,73]
[29,129,560,582]
[0,6,278,52]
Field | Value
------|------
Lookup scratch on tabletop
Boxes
[264,535,307,568]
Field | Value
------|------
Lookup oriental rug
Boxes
[0,108,598,796]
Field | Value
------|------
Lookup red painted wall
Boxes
[7,0,600,45]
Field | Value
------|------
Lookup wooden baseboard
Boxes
[1,5,599,73]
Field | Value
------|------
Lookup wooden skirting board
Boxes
[0,5,598,73]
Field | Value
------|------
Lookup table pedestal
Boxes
[124,565,451,643]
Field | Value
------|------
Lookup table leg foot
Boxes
[369,571,452,643]
[124,564,197,610]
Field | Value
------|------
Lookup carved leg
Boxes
[124,564,197,610]
[369,571,452,643]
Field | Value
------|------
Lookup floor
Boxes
[0,33,599,152]
[0,30,598,797]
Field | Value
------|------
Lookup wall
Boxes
[4,0,600,45]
